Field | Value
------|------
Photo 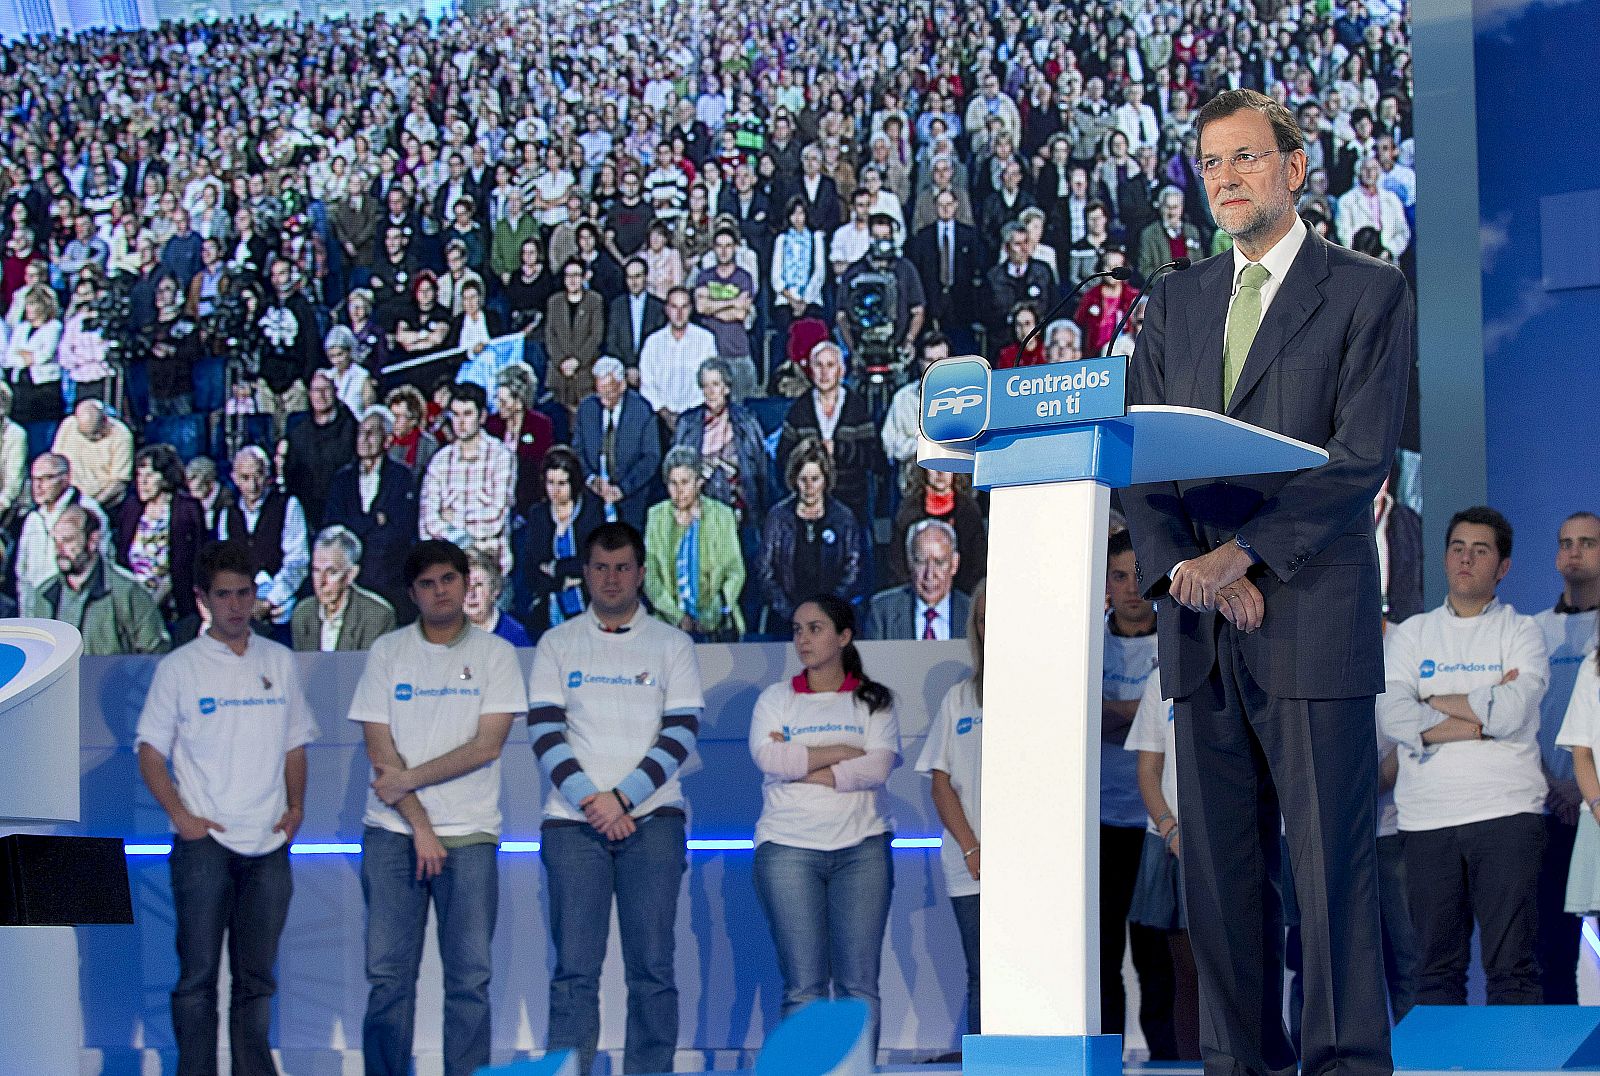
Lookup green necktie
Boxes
[1224,262,1271,407]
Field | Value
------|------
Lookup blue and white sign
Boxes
[919,357,991,443]
[919,355,1128,444]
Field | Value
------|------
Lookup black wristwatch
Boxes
[1234,534,1260,564]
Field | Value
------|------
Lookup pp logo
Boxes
[1419,660,1436,679]
[956,716,974,735]
[198,697,217,715]
[567,671,583,689]
[919,357,991,443]
[394,683,414,702]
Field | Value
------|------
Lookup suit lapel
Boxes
[1226,229,1329,416]
[1187,255,1232,413]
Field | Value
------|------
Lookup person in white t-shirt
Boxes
[136,540,316,1076]
[1099,529,1178,1057]
[527,521,705,1076]
[1554,636,1600,918]
[1531,510,1600,1004]
[750,593,902,1058]
[1378,507,1550,1005]
[1123,676,1200,1060]
[916,579,985,1035]
[349,540,528,1076]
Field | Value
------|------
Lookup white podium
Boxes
[918,358,1326,1074]
[0,619,85,1076]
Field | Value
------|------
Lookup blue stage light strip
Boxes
[122,836,943,857]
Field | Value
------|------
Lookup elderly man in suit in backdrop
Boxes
[865,520,972,641]
[1122,89,1412,1076]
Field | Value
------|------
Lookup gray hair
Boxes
[185,455,218,483]
[906,517,958,562]
[593,356,627,382]
[0,380,13,417]
[496,361,538,410]
[1045,319,1083,348]
[662,445,702,484]
[1159,184,1185,207]
[696,357,735,391]
[232,444,271,474]
[314,524,364,567]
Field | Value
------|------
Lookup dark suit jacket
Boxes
[1383,500,1424,625]
[323,457,419,613]
[520,493,607,638]
[1122,226,1413,701]
[907,221,984,327]
[779,175,842,236]
[573,390,662,531]
[604,292,668,369]
[863,585,972,641]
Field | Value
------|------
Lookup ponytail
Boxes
[843,641,895,714]
[803,594,895,714]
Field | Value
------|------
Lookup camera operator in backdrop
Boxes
[836,214,924,412]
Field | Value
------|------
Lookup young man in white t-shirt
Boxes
[1099,529,1177,1057]
[349,540,527,1076]
[136,540,316,1076]
[1531,510,1600,1004]
[1378,506,1550,1005]
[527,522,704,1076]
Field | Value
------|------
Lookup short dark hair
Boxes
[585,521,645,566]
[1446,506,1514,561]
[541,445,585,501]
[1196,89,1305,155]
[404,539,469,586]
[450,381,488,415]
[919,330,949,354]
[196,541,255,592]
[1108,529,1135,560]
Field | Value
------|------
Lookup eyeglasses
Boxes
[1195,149,1288,179]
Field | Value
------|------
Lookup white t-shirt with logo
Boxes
[915,679,982,898]
[1103,621,1159,828]
[135,633,316,856]
[1377,600,1550,833]
[1534,606,1599,785]
[1122,677,1174,837]
[348,622,528,838]
[1555,656,1600,759]
[526,605,705,823]
[749,678,901,851]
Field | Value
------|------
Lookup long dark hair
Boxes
[803,594,894,714]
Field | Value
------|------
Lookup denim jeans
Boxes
[361,827,499,1076]
[168,836,293,1076]
[753,834,894,1057]
[541,813,686,1075]
[950,894,981,1035]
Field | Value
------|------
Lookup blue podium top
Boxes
[919,405,1328,490]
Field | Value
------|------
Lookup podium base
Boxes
[961,1034,1122,1076]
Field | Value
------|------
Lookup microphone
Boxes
[1017,264,1134,355]
[1104,257,1191,357]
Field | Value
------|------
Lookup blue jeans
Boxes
[168,837,293,1076]
[360,827,498,1076]
[951,894,981,1035]
[753,834,894,1056]
[541,813,686,1075]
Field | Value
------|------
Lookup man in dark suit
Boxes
[323,410,420,619]
[718,162,773,268]
[1122,90,1412,1076]
[604,258,668,374]
[574,357,662,532]
[864,520,971,641]
[785,146,842,237]
[907,190,984,355]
